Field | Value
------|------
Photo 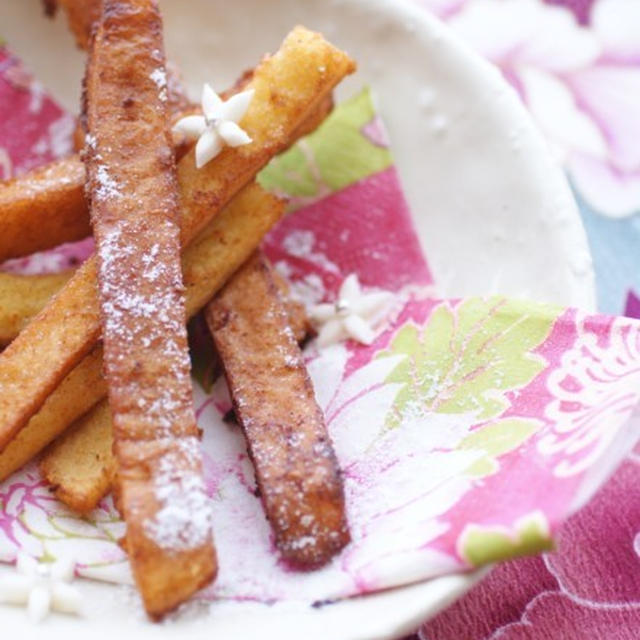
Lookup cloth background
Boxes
[409,1,640,638]
[0,1,638,635]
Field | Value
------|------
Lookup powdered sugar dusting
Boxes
[150,68,168,103]
[274,257,327,307]
[97,220,193,436]
[86,133,122,201]
[89,117,208,553]
[95,165,122,200]
[144,437,213,551]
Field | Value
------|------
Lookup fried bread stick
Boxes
[39,266,308,513]
[0,271,73,347]
[0,183,283,484]
[0,86,329,356]
[206,252,350,567]
[85,0,215,616]
[1,49,192,264]
[0,109,188,265]
[0,159,89,262]
[0,346,106,483]
[0,68,332,478]
[41,400,115,512]
[0,27,355,451]
[0,91,332,265]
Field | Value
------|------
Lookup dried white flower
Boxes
[0,553,83,623]
[172,83,254,168]
[310,274,394,346]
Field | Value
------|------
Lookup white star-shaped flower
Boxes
[0,553,83,623]
[310,274,395,347]
[172,83,254,168]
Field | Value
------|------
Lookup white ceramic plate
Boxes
[0,0,595,638]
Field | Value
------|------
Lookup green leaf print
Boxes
[378,298,560,428]
[458,417,542,476]
[458,512,553,567]
[258,87,392,202]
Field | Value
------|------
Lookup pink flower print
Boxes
[538,315,640,477]
[443,0,640,218]
[420,453,640,639]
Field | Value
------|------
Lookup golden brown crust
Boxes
[85,0,216,617]
[206,252,350,568]
[0,257,102,451]
[0,25,353,476]
[0,157,89,263]
[175,27,354,245]
[40,400,115,516]
[17,183,283,497]
[0,103,194,263]
[0,346,106,482]
[37,270,312,515]
[0,271,74,347]
[290,93,334,142]
[1,111,188,262]
[72,120,86,153]
[0,86,332,264]
[38,226,323,516]
[73,65,191,154]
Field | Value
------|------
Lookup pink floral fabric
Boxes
[407,1,640,638]
[0,1,639,633]
[419,442,640,639]
[415,0,640,219]
[1,68,639,602]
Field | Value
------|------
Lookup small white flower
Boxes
[172,83,254,168]
[310,274,395,347]
[0,553,83,623]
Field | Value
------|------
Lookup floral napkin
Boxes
[1,44,639,605]
[412,1,640,637]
